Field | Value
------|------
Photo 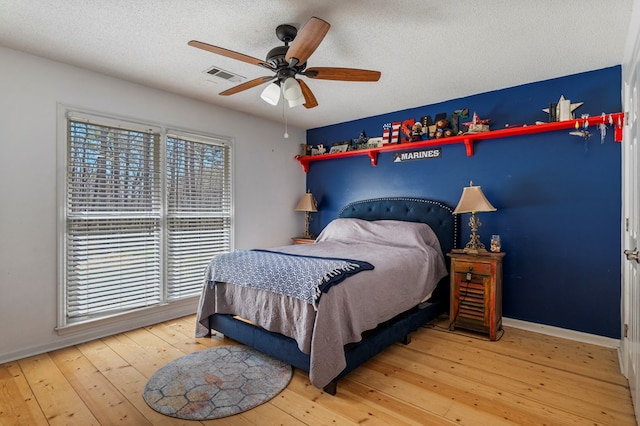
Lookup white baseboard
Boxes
[503,317,621,349]
[0,298,198,365]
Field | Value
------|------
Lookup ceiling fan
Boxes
[188,17,381,109]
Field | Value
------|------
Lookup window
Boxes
[61,111,232,327]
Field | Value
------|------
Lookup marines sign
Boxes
[393,147,441,163]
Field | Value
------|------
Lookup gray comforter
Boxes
[196,218,447,388]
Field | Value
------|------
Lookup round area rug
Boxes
[142,345,292,420]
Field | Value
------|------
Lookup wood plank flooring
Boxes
[0,315,635,425]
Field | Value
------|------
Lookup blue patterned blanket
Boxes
[205,249,374,308]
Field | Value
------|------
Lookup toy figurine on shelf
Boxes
[569,114,591,140]
[401,118,426,143]
[598,112,610,143]
[402,119,425,142]
[311,144,327,155]
[351,130,369,150]
[410,122,424,141]
[434,118,453,138]
[543,95,584,122]
[420,115,433,138]
[464,112,491,133]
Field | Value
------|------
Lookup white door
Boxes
[622,2,640,420]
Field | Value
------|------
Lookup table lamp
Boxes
[295,191,318,239]
[453,181,497,253]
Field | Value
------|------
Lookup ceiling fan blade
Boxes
[219,76,274,96]
[285,17,330,67]
[304,67,381,82]
[297,79,318,109]
[188,40,274,70]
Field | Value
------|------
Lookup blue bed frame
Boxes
[207,197,457,394]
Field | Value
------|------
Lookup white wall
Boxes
[0,46,306,362]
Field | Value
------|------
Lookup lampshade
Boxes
[282,77,302,101]
[260,82,281,105]
[454,181,496,253]
[288,93,305,108]
[295,192,318,212]
[453,182,496,214]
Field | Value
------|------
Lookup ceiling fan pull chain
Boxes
[283,90,289,138]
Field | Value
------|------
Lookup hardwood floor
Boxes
[1,315,636,425]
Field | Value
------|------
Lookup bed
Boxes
[196,197,456,395]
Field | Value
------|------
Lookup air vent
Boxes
[204,66,245,83]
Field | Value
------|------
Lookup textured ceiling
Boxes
[0,0,633,130]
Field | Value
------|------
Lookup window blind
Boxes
[166,134,232,300]
[66,120,162,321]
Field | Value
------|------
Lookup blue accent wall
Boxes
[305,66,622,338]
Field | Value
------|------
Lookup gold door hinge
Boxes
[626,217,630,232]
[625,323,629,338]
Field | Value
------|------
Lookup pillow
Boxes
[315,218,443,253]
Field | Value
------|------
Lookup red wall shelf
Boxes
[295,112,624,172]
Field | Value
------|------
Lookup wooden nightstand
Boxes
[447,250,505,341]
[292,237,315,245]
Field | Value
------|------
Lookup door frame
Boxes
[620,0,640,420]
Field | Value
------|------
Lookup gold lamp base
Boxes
[295,191,318,240]
[300,211,315,240]
[462,212,487,254]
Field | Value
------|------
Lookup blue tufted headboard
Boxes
[338,197,457,255]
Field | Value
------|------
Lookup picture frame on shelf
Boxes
[366,137,384,148]
[329,144,349,154]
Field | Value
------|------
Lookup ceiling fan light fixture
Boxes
[260,82,281,105]
[283,77,302,101]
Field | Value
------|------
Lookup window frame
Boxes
[56,105,234,334]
